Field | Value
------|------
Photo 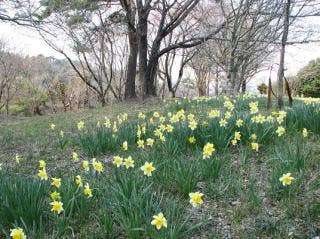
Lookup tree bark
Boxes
[267,73,272,109]
[137,11,149,98]
[214,72,219,96]
[125,30,138,99]
[284,76,293,107]
[277,0,290,109]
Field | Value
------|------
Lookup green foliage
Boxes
[0,174,49,233]
[257,83,268,95]
[296,58,320,97]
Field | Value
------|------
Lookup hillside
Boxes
[0,95,319,239]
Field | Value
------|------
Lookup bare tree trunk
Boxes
[277,0,290,109]
[267,73,272,109]
[145,55,158,96]
[197,74,207,97]
[284,76,293,107]
[5,84,9,115]
[137,14,149,98]
[125,30,138,99]
[213,69,219,96]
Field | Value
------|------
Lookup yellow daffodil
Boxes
[170,114,180,123]
[159,124,166,131]
[39,160,46,169]
[122,141,128,151]
[10,227,26,239]
[113,156,123,167]
[77,121,85,130]
[249,102,259,114]
[276,116,285,124]
[50,201,64,214]
[151,213,167,230]
[276,126,285,137]
[251,142,259,152]
[188,120,197,130]
[153,112,160,118]
[137,139,145,149]
[279,173,294,186]
[124,156,134,169]
[189,136,196,144]
[219,118,228,127]
[266,115,274,122]
[15,154,22,164]
[38,168,48,181]
[256,114,266,123]
[159,134,166,142]
[84,183,93,198]
[234,131,241,141]
[208,109,220,118]
[160,116,166,123]
[112,122,118,132]
[138,112,146,119]
[187,113,195,120]
[50,124,56,130]
[189,192,204,207]
[50,191,61,201]
[140,162,155,176]
[59,130,64,137]
[75,175,82,186]
[250,134,257,141]
[225,111,232,119]
[92,159,104,173]
[51,177,61,188]
[82,160,90,171]
[72,152,79,161]
[224,100,234,111]
[166,124,173,133]
[154,128,162,137]
[146,138,154,146]
[104,117,111,128]
[231,139,238,145]
[203,143,215,159]
[236,119,243,127]
[302,128,308,137]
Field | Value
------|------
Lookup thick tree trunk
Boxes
[277,0,290,109]
[197,75,207,97]
[136,0,151,99]
[145,56,158,96]
[125,30,138,99]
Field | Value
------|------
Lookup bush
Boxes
[257,83,268,95]
[295,58,320,97]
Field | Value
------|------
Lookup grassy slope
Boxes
[0,97,319,239]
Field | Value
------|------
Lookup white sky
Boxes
[1,20,320,93]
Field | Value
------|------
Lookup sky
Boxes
[1,20,320,93]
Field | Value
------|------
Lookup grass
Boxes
[0,95,320,238]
